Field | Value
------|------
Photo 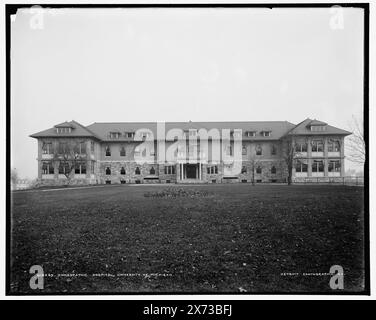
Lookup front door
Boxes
[186,164,197,179]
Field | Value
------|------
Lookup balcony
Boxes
[328,151,340,157]
[41,154,53,160]
[311,152,324,157]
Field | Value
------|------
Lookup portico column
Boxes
[307,137,312,177]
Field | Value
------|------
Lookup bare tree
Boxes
[282,137,296,185]
[53,141,86,184]
[249,158,261,186]
[281,137,304,185]
[346,115,365,164]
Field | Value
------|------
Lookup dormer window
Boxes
[245,131,256,137]
[189,129,197,137]
[231,130,242,138]
[310,125,326,132]
[139,131,151,139]
[262,131,271,137]
[126,132,135,138]
[56,127,72,134]
[109,132,120,139]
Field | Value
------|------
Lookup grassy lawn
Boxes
[10,184,365,294]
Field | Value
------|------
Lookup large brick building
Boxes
[30,119,351,185]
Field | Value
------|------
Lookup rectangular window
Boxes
[328,140,340,152]
[91,161,95,174]
[241,166,247,174]
[296,142,307,153]
[127,132,135,138]
[295,160,308,172]
[246,131,256,137]
[312,140,324,152]
[164,165,176,175]
[263,131,271,137]
[57,127,72,134]
[79,142,86,154]
[120,146,126,157]
[311,125,326,132]
[42,162,54,175]
[242,145,247,155]
[312,160,324,172]
[328,160,341,172]
[75,163,86,175]
[207,165,218,174]
[109,132,120,139]
[58,142,68,154]
[90,141,95,153]
[59,163,70,174]
[42,142,53,154]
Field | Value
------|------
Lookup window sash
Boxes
[295,160,308,172]
[42,162,54,174]
[328,141,340,152]
[312,141,324,152]
[312,160,324,172]
[328,161,341,172]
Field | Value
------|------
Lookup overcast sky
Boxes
[11,7,364,179]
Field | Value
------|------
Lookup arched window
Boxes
[271,166,276,174]
[271,145,277,155]
[120,167,126,175]
[120,146,126,157]
[105,146,111,156]
[256,145,262,156]
[150,167,155,175]
[135,167,141,175]
[105,167,111,175]
[256,166,262,174]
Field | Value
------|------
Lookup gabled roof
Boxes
[54,121,75,128]
[86,121,296,141]
[30,120,100,139]
[307,119,327,126]
[30,119,351,141]
[285,118,351,136]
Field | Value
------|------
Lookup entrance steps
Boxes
[178,179,207,184]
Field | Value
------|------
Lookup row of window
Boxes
[105,166,157,176]
[42,141,95,154]
[240,166,277,174]
[42,161,95,175]
[295,140,340,153]
[56,127,72,134]
[109,130,273,139]
[241,144,277,156]
[295,160,341,173]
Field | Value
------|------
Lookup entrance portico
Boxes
[178,163,203,181]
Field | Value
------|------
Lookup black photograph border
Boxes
[5,2,370,296]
